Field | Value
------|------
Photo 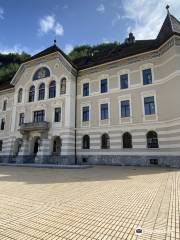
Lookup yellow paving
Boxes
[0,166,179,240]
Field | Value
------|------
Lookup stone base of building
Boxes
[77,155,180,168]
[0,155,75,165]
[0,155,179,168]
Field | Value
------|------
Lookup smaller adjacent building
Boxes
[0,8,180,167]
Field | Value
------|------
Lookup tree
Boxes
[68,42,120,60]
[0,52,30,83]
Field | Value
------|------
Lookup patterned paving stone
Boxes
[0,166,179,240]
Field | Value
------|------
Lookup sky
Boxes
[0,0,180,55]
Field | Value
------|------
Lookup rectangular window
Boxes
[101,79,108,93]
[82,106,89,122]
[3,100,7,111]
[0,140,2,151]
[33,110,45,123]
[121,100,130,118]
[143,69,152,85]
[101,103,108,120]
[120,74,128,89]
[83,83,89,96]
[19,113,24,126]
[1,119,5,130]
[54,108,61,122]
[144,96,155,115]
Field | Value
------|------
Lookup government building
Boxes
[0,8,180,167]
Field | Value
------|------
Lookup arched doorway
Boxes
[33,137,41,155]
[52,136,62,155]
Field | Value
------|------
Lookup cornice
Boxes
[78,35,179,77]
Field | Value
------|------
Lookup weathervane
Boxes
[54,33,57,46]
[166,5,170,14]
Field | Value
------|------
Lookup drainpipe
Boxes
[74,73,78,165]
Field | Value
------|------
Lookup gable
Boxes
[11,50,77,87]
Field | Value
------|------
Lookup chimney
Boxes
[125,32,135,45]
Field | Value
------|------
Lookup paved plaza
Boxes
[0,166,179,240]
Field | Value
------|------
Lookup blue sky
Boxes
[0,0,180,55]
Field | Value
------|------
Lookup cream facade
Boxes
[0,11,180,167]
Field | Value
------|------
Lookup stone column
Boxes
[0,137,15,163]
[60,130,75,164]
[35,132,51,164]
[17,133,30,163]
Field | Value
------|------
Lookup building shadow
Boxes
[0,165,177,185]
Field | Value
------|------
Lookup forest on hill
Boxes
[0,52,30,83]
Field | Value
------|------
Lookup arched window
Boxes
[29,86,35,102]
[1,119,5,130]
[38,83,45,100]
[101,133,110,149]
[147,131,159,148]
[18,88,23,103]
[33,67,50,81]
[52,137,62,155]
[122,132,132,149]
[82,135,90,149]
[49,81,56,98]
[60,78,66,94]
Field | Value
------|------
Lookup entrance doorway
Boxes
[34,137,41,155]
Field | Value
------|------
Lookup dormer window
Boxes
[33,67,50,81]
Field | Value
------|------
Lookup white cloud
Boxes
[122,0,180,40]
[0,43,42,55]
[39,15,55,33]
[0,44,30,54]
[96,4,105,14]
[112,13,121,26]
[64,44,73,54]
[102,38,110,43]
[54,23,64,36]
[0,7,4,19]
[39,15,64,36]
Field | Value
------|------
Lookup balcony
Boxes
[20,121,49,134]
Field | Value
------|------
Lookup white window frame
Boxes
[81,80,91,97]
[31,109,46,122]
[16,87,24,104]
[2,98,8,111]
[118,94,132,124]
[141,90,158,121]
[98,74,109,94]
[98,98,110,126]
[52,101,63,127]
[140,63,154,86]
[118,69,130,90]
[80,102,91,128]
[31,64,52,82]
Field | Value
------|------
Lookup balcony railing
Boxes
[20,121,49,133]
